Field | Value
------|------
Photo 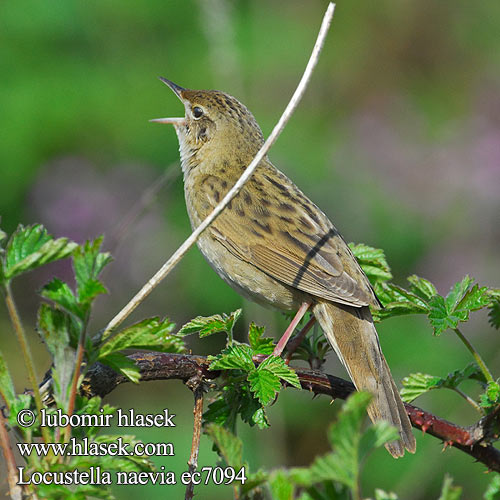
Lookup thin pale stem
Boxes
[452,387,482,413]
[3,284,51,443]
[185,383,204,500]
[453,328,494,383]
[102,3,336,339]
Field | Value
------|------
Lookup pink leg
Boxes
[273,301,312,356]
[285,315,317,363]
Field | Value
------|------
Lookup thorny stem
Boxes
[0,409,23,500]
[102,2,337,339]
[185,381,204,500]
[77,352,500,473]
[453,327,494,383]
[3,283,51,443]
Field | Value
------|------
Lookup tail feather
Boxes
[313,301,416,457]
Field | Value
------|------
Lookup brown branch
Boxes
[184,378,204,500]
[80,351,500,472]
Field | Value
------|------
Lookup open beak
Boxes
[150,77,186,126]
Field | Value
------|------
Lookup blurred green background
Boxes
[1,0,499,498]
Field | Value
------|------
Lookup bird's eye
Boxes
[192,106,204,119]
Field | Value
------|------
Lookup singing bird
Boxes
[152,78,416,457]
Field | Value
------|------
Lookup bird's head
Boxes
[151,78,265,172]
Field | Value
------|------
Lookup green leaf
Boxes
[407,274,437,301]
[3,224,77,281]
[208,343,254,371]
[258,355,301,389]
[360,420,399,456]
[301,392,396,492]
[401,364,482,403]
[73,238,112,303]
[484,474,500,500]
[41,278,82,319]
[248,368,281,406]
[269,470,294,500]
[428,277,492,335]
[373,282,429,321]
[248,323,275,354]
[178,309,242,339]
[99,352,141,383]
[349,243,392,284]
[445,276,474,312]
[479,380,500,412]
[37,304,76,407]
[489,300,500,330]
[401,372,447,402]
[98,317,183,357]
[0,351,16,409]
[204,423,243,468]
[438,475,462,500]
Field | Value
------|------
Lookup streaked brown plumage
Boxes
[153,78,416,457]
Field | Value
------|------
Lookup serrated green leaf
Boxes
[479,380,500,412]
[37,304,76,407]
[249,407,269,429]
[98,317,182,357]
[438,474,462,500]
[373,281,429,322]
[270,470,294,500]
[3,224,77,281]
[428,277,492,335]
[402,364,484,403]
[428,295,457,335]
[248,368,281,406]
[484,474,500,500]
[401,372,443,402]
[205,423,243,468]
[376,282,429,310]
[0,351,16,409]
[489,301,500,330]
[258,356,301,389]
[360,420,399,454]
[304,392,393,492]
[248,322,275,354]
[445,276,474,312]
[208,344,254,371]
[203,398,233,427]
[238,387,270,429]
[73,238,112,286]
[407,274,437,301]
[77,278,108,307]
[72,237,111,309]
[41,278,82,320]
[99,352,141,383]
[178,309,242,339]
[349,243,392,284]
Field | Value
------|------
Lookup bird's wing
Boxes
[205,168,378,308]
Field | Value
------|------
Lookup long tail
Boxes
[313,300,416,457]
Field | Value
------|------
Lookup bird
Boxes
[151,78,416,457]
